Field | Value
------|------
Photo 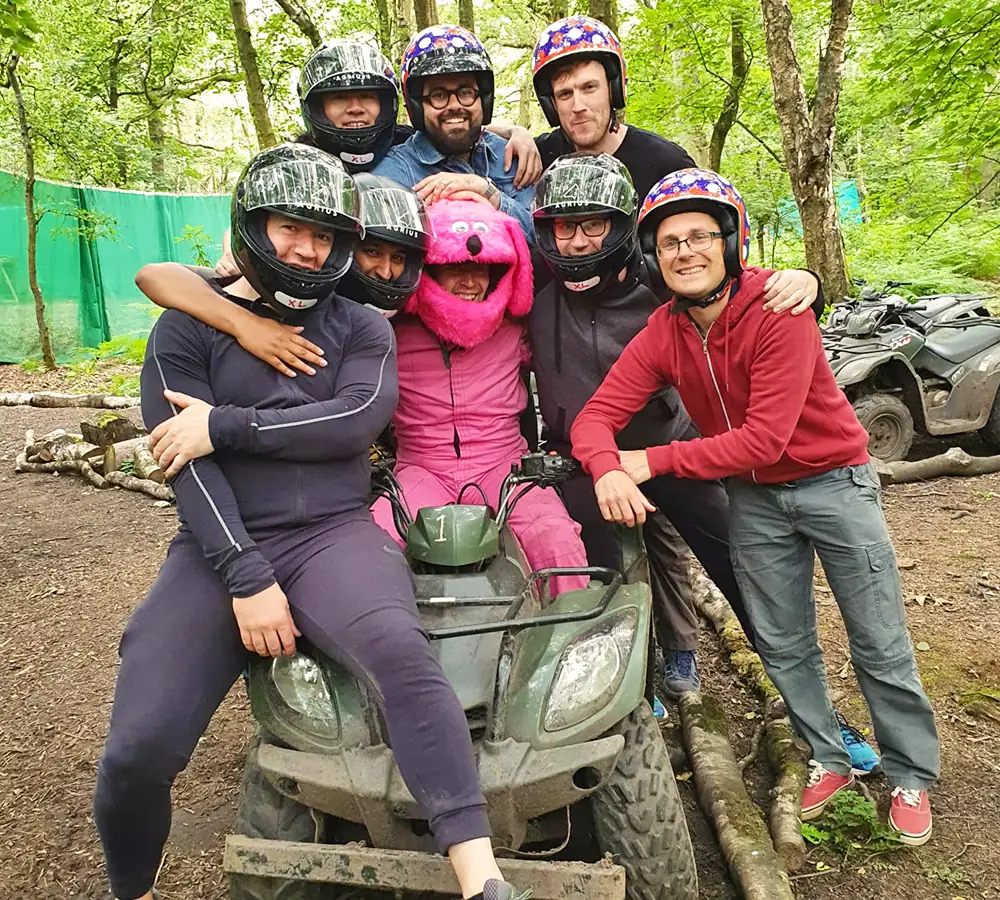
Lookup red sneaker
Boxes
[889,787,932,846]
[801,761,855,821]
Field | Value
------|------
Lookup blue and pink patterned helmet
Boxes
[532,16,627,127]
[400,25,494,130]
[637,168,751,285]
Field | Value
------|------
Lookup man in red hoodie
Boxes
[570,168,939,845]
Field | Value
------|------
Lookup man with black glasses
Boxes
[374,25,537,239]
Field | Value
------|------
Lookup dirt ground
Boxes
[2,365,999,900]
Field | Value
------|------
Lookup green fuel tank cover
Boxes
[407,505,500,567]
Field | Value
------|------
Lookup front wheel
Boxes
[229,731,328,900]
[590,700,698,900]
[853,392,915,462]
[980,388,1000,450]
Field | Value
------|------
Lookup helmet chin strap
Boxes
[672,275,736,311]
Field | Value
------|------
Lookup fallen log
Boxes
[678,692,795,900]
[692,572,809,873]
[15,452,109,488]
[0,391,138,409]
[874,447,1000,484]
[105,470,174,502]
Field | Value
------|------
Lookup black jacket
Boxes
[530,259,693,453]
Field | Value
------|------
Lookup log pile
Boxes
[14,413,173,502]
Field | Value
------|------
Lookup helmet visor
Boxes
[300,43,395,97]
[242,158,362,234]
[362,187,432,243]
[534,160,636,218]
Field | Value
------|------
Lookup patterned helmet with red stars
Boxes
[400,25,495,130]
[637,168,752,287]
[532,16,626,127]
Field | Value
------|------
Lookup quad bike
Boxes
[223,452,698,900]
[823,282,1000,461]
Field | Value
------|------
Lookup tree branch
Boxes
[760,0,811,178]
[273,0,323,48]
[735,119,784,165]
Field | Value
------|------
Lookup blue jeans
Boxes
[726,463,939,790]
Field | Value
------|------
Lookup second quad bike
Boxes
[823,283,1000,461]
[223,453,698,900]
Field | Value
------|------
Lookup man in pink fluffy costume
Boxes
[371,198,589,595]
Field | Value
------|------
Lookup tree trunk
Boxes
[147,107,167,188]
[709,17,748,173]
[412,0,438,30]
[393,0,414,60]
[760,0,853,300]
[458,0,474,31]
[587,0,619,33]
[873,447,1000,484]
[274,0,323,48]
[108,47,129,186]
[551,0,569,19]
[374,0,393,58]
[7,54,56,371]
[230,0,277,149]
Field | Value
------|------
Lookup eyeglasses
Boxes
[655,231,723,259]
[552,218,611,240]
[421,86,480,109]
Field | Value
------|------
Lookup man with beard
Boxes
[374,26,536,239]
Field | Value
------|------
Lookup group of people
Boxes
[91,15,940,900]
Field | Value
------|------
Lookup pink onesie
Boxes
[370,199,588,596]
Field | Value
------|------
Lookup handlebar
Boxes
[371,452,583,538]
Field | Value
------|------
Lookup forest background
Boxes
[1,0,998,358]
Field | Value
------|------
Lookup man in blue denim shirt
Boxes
[375,25,535,241]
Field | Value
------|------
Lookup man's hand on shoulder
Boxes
[762,269,820,316]
[504,126,543,188]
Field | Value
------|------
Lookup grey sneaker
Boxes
[662,649,701,698]
[476,879,532,900]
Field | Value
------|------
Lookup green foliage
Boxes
[799,790,903,858]
[0,0,40,53]
[19,354,44,373]
[110,371,140,396]
[175,224,215,267]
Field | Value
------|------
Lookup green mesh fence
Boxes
[0,170,230,363]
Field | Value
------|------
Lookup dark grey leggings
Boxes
[93,513,488,900]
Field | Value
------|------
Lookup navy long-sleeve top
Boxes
[140,290,398,598]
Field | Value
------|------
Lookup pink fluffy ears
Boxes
[404,199,534,317]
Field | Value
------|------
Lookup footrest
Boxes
[224,835,626,898]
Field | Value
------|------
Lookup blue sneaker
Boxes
[836,710,881,776]
[662,649,701,699]
[653,696,668,719]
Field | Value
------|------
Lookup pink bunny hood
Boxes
[404,199,534,349]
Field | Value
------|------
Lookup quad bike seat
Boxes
[923,323,1000,364]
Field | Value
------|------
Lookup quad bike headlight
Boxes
[544,608,638,732]
[270,653,339,736]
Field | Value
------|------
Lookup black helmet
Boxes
[230,143,363,320]
[400,26,495,130]
[532,152,638,298]
[338,174,431,313]
[298,40,400,172]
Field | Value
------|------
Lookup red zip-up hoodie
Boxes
[571,267,870,484]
